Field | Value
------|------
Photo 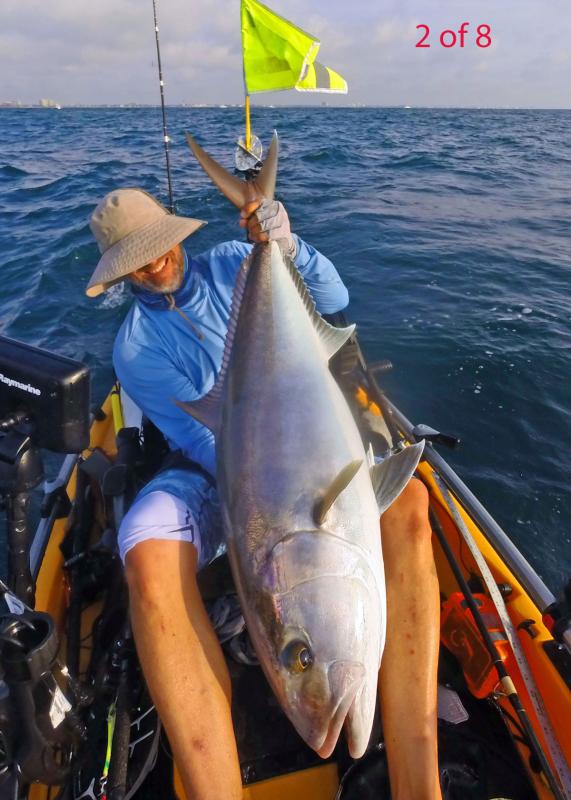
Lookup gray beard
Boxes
[136,267,184,295]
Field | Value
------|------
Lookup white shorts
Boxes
[118,490,202,565]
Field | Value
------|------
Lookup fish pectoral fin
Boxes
[186,131,278,208]
[313,459,363,525]
[176,388,221,436]
[370,442,425,514]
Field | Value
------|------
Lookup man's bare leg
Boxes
[125,540,242,800]
[378,478,442,800]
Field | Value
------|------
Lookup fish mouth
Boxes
[315,687,359,758]
[313,662,365,759]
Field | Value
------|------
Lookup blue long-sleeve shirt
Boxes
[113,235,349,478]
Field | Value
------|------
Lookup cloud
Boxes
[374,18,416,46]
[552,49,570,65]
[303,13,353,50]
[2,0,571,107]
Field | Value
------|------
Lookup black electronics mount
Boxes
[0,336,90,795]
[0,335,90,605]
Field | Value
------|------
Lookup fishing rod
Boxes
[152,0,175,212]
[0,8,178,795]
[428,504,568,800]
[62,7,178,794]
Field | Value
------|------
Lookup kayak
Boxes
[2,331,571,800]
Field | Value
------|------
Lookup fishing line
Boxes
[493,700,531,746]
[152,0,175,212]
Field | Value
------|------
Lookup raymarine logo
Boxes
[0,372,41,396]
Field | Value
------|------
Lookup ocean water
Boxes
[0,107,569,595]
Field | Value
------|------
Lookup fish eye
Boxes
[282,640,313,673]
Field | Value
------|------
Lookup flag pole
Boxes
[241,1,252,153]
[245,94,252,151]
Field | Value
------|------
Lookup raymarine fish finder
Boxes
[0,335,90,605]
[0,335,90,454]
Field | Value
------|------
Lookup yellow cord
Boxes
[245,94,251,151]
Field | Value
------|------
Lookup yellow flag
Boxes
[241,0,348,94]
[296,60,348,93]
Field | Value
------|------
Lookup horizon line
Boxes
[1,103,570,111]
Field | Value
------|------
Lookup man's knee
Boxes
[124,540,168,603]
[400,477,430,512]
[124,539,199,607]
[118,483,208,601]
[381,478,432,546]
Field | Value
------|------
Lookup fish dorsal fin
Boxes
[186,131,279,208]
[177,254,252,434]
[314,459,363,525]
[370,442,425,514]
[277,242,355,359]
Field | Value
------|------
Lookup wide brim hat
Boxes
[86,188,206,297]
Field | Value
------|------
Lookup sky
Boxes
[2,0,571,108]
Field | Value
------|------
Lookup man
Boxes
[86,188,441,800]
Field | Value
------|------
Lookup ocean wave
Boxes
[0,106,569,592]
[0,164,31,178]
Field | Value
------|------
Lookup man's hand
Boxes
[239,199,297,258]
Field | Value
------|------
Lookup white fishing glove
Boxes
[240,199,297,258]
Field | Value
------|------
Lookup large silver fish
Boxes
[180,133,424,759]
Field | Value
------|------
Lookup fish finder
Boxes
[0,335,90,454]
[0,336,90,605]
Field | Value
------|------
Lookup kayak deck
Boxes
[26,379,571,799]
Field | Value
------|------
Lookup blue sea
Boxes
[0,107,569,595]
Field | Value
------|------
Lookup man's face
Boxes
[129,244,185,294]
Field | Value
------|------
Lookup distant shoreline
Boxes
[1,104,570,111]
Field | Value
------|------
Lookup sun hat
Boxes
[85,188,206,297]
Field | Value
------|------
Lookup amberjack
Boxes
[180,132,424,758]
